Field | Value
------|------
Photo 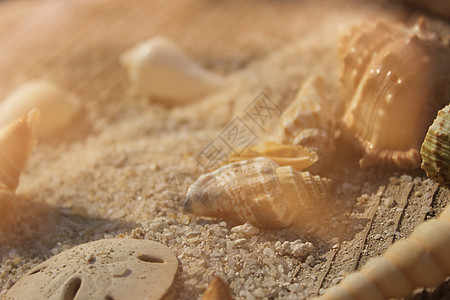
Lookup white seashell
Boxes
[183,157,332,229]
[0,109,39,193]
[121,36,225,104]
[0,80,80,137]
[316,204,450,300]
[279,75,336,170]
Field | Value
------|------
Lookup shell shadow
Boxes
[0,193,139,257]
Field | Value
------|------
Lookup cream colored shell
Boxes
[121,36,224,104]
[315,204,450,300]
[183,157,332,229]
[0,80,80,137]
[339,21,450,169]
[0,109,39,193]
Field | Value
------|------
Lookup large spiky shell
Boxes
[421,104,450,187]
[0,109,39,193]
[340,21,450,169]
[182,157,332,229]
[279,76,336,170]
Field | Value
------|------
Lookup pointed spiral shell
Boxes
[182,157,332,229]
[339,21,450,169]
[279,76,336,170]
[0,109,39,193]
[421,104,450,188]
[316,204,450,300]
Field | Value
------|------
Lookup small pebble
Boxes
[231,223,260,236]
[305,255,315,267]
[420,206,431,214]
[373,234,382,240]
[389,176,400,185]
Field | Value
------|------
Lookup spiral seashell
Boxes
[121,36,225,104]
[182,157,332,229]
[0,109,39,193]
[279,75,336,170]
[315,204,450,300]
[0,80,80,137]
[421,104,450,187]
[339,21,450,169]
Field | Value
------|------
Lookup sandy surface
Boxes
[0,0,449,299]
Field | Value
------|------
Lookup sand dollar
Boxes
[5,238,178,300]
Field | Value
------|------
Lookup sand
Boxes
[0,0,449,299]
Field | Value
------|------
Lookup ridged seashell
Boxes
[228,141,318,171]
[182,157,332,229]
[0,109,39,193]
[121,36,225,104]
[316,204,450,300]
[279,75,336,171]
[0,80,80,137]
[421,104,450,187]
[339,21,450,169]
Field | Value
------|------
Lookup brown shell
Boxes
[340,21,450,168]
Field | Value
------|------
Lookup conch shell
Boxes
[339,21,450,168]
[316,204,450,300]
[182,157,332,229]
[121,36,224,104]
[421,104,450,187]
[0,80,80,137]
[0,109,39,193]
[279,75,336,170]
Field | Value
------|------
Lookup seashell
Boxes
[420,104,450,187]
[121,36,225,104]
[182,157,332,229]
[279,75,336,170]
[202,277,234,300]
[339,21,450,169]
[228,141,318,171]
[315,204,450,300]
[6,238,179,300]
[0,109,39,193]
[0,80,80,137]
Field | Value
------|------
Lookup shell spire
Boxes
[0,109,39,193]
